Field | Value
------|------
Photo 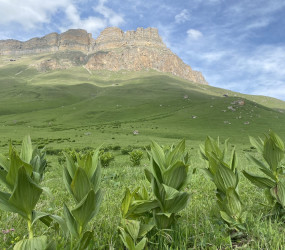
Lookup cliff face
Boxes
[0,27,208,85]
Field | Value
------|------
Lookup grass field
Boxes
[0,53,285,249]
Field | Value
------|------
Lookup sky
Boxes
[0,0,285,101]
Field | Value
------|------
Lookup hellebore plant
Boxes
[200,137,246,234]
[243,131,285,215]
[121,140,191,230]
[0,136,52,249]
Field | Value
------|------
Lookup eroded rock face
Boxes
[0,27,208,85]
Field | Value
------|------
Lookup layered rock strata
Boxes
[0,27,208,85]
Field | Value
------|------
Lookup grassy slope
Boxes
[0,53,285,148]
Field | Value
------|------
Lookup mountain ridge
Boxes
[0,27,208,85]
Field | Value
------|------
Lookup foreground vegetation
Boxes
[0,131,284,249]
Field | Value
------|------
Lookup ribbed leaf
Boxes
[77,231,93,250]
[247,154,276,180]
[72,189,103,228]
[13,236,49,250]
[166,139,185,166]
[20,135,33,164]
[63,167,73,196]
[249,136,263,153]
[163,161,188,190]
[164,191,190,213]
[7,151,33,187]
[163,184,179,200]
[125,220,140,242]
[263,138,283,172]
[138,223,154,238]
[0,153,9,171]
[220,211,236,225]
[0,168,13,190]
[243,170,275,189]
[0,190,21,214]
[9,167,43,217]
[63,204,79,238]
[119,228,136,250]
[214,164,237,193]
[226,188,242,217]
[71,168,92,202]
[121,188,132,218]
[90,160,101,193]
[135,237,147,250]
[131,200,159,214]
[150,141,165,170]
[269,131,285,151]
[270,181,285,207]
[63,152,77,179]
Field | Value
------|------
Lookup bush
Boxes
[100,151,115,167]
[129,150,144,166]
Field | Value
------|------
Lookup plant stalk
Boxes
[27,219,34,239]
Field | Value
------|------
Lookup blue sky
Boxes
[1,0,285,100]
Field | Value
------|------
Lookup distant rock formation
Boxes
[0,27,208,85]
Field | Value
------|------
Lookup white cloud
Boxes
[93,0,125,26]
[0,0,71,29]
[63,4,107,34]
[187,29,203,40]
[175,9,190,24]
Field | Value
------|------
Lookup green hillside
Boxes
[0,53,284,148]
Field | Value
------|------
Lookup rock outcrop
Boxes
[0,27,208,85]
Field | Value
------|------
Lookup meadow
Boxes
[0,54,285,249]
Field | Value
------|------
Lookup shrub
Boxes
[129,150,144,166]
[100,151,115,167]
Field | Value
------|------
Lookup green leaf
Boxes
[130,200,159,215]
[125,220,140,242]
[0,153,9,171]
[164,191,190,213]
[162,184,179,200]
[70,168,92,202]
[246,154,276,180]
[20,135,33,164]
[119,227,136,250]
[214,164,237,193]
[270,181,285,207]
[72,189,103,229]
[243,170,275,189]
[220,211,236,225]
[163,161,188,190]
[144,169,153,183]
[13,236,49,250]
[6,150,33,187]
[0,168,13,190]
[90,158,101,193]
[263,137,284,172]
[269,131,285,151]
[249,136,263,153]
[121,188,132,217]
[138,223,154,238]
[226,188,242,217]
[64,204,79,238]
[150,141,165,170]
[0,190,22,214]
[63,152,77,179]
[135,237,147,250]
[77,231,94,250]
[200,168,214,181]
[166,139,185,166]
[9,167,43,218]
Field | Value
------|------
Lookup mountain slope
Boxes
[0,57,284,145]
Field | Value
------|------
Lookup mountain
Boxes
[0,27,207,85]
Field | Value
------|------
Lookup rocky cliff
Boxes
[0,27,208,85]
